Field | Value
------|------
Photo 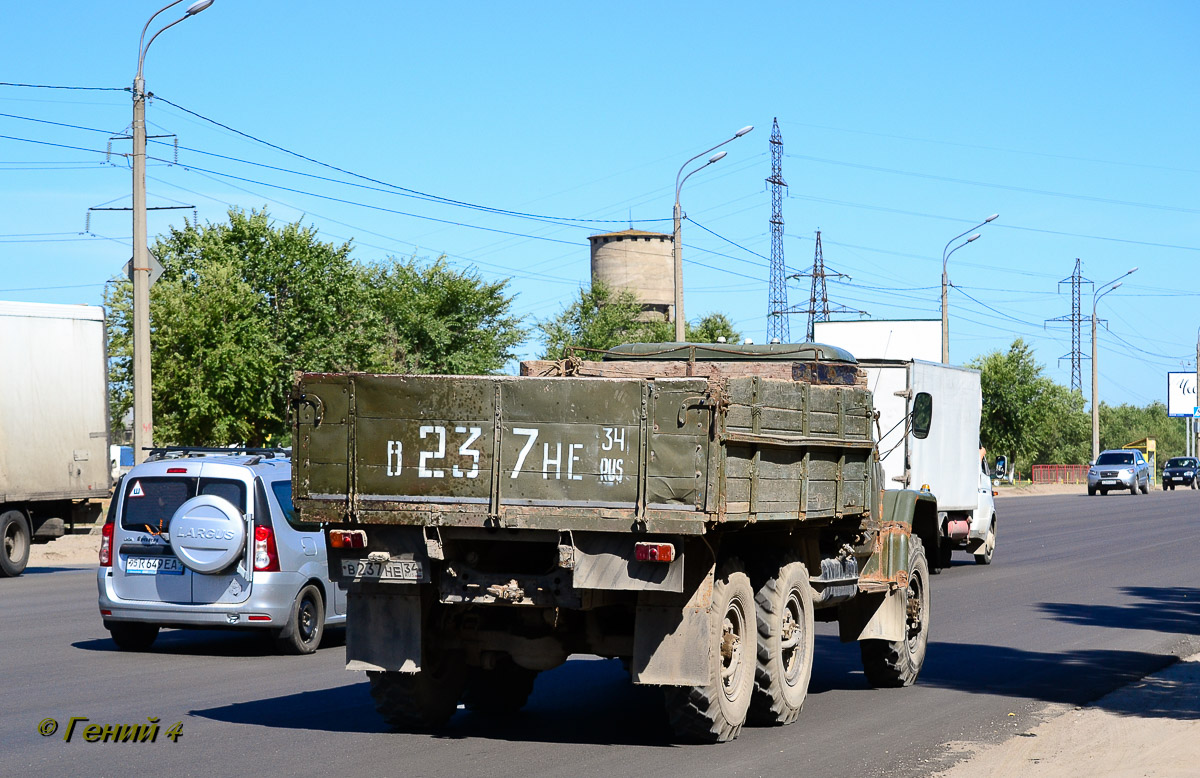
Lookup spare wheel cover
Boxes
[169,495,246,573]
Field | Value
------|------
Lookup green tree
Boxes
[537,279,741,359]
[1098,401,1185,467]
[967,338,1089,473]
[107,208,523,447]
[687,313,741,344]
[366,256,524,374]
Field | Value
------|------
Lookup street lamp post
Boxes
[672,125,753,342]
[131,0,214,463]
[940,213,998,363]
[1090,267,1138,461]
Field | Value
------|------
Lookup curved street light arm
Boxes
[1093,267,1138,306]
[944,233,982,269]
[137,0,188,78]
[675,126,753,201]
[676,157,722,214]
[942,214,998,272]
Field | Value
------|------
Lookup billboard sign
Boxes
[1166,372,1197,417]
[812,319,941,362]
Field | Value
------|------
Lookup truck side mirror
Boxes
[911,392,933,439]
[994,455,1007,474]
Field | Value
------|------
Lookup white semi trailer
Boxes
[0,301,111,576]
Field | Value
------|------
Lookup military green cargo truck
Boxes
[291,343,939,742]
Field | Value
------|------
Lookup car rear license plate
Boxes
[126,555,184,575]
[341,559,423,580]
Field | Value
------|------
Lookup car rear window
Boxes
[121,476,247,532]
[270,479,313,530]
[1095,453,1134,465]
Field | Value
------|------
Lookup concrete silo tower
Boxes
[588,229,674,322]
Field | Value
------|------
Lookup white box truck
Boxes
[861,359,996,568]
[813,320,996,569]
[1,301,111,576]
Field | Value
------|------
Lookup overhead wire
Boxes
[150,93,669,227]
[787,153,1200,215]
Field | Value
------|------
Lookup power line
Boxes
[778,118,1200,176]
[687,218,771,263]
[788,193,1200,253]
[0,111,118,135]
[0,134,117,156]
[787,153,1200,215]
[151,93,669,228]
[0,82,125,92]
[148,154,586,247]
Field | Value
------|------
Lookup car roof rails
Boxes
[145,446,291,461]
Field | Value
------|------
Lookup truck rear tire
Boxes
[860,536,929,688]
[663,559,757,742]
[974,518,996,565]
[1,509,31,577]
[749,560,814,726]
[368,654,467,731]
[462,658,539,714]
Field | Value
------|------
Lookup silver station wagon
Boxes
[97,448,345,653]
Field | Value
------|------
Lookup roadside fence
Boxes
[1031,464,1089,484]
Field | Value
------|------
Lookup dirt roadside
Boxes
[28,514,1199,776]
[934,654,1200,777]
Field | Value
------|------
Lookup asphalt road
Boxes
[4,490,1199,778]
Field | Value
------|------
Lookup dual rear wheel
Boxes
[663,557,816,742]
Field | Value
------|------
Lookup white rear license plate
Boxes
[341,559,423,580]
[126,556,184,575]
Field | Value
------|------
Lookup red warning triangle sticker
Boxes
[129,480,145,498]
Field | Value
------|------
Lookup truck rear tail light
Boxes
[634,542,675,563]
[330,529,367,549]
[254,525,280,572]
[99,521,114,567]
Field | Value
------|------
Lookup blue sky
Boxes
[3,2,1197,408]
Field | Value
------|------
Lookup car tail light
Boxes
[254,525,280,572]
[166,467,188,474]
[634,542,675,563]
[330,529,367,549]
[99,521,114,567]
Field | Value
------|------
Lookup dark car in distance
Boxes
[1162,457,1199,490]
